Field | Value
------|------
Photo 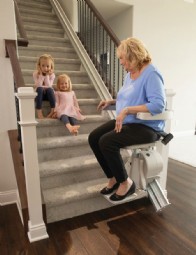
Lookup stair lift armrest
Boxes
[104,105,173,121]
[136,110,173,121]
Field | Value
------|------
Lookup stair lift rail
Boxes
[102,106,174,212]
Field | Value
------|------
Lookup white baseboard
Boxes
[28,220,49,242]
[0,189,18,205]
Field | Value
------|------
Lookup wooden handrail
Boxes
[14,0,29,47]
[5,39,25,88]
[84,0,120,46]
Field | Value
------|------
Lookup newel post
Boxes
[16,87,48,242]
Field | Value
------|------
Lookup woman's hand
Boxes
[97,100,112,111]
[114,108,127,133]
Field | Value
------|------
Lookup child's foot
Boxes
[37,110,44,119]
[47,112,54,118]
[72,125,80,136]
[47,108,55,118]
[67,125,80,136]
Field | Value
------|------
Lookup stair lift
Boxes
[102,90,174,212]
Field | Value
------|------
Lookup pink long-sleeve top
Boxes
[55,90,86,120]
[33,71,55,89]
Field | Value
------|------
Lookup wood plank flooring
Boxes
[0,159,196,255]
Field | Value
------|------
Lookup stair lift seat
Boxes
[102,106,173,211]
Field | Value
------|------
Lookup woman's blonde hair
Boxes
[56,74,72,91]
[36,54,54,73]
[117,37,151,70]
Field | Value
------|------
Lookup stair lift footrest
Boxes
[147,179,170,212]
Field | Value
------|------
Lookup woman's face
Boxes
[119,53,134,72]
[59,78,69,91]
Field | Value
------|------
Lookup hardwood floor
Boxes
[0,159,196,255]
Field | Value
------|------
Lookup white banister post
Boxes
[158,89,176,190]
[16,87,48,242]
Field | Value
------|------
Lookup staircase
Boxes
[17,0,118,223]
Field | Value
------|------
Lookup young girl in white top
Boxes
[54,74,86,135]
[33,54,56,119]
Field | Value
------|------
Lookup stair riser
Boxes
[22,20,60,29]
[28,39,70,47]
[26,30,64,37]
[23,74,90,84]
[40,166,105,189]
[38,144,92,162]
[45,196,112,223]
[20,62,81,71]
[24,25,64,33]
[19,0,49,4]
[19,3,51,12]
[20,7,53,16]
[18,49,77,59]
[36,120,105,138]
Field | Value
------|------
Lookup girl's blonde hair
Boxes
[36,54,54,73]
[56,74,72,91]
[117,37,151,70]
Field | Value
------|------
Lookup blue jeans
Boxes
[88,120,159,183]
[60,115,77,125]
[36,87,55,109]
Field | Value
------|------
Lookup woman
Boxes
[88,37,166,202]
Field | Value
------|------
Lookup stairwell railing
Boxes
[77,0,126,98]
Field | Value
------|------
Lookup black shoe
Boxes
[100,182,120,195]
[109,181,136,201]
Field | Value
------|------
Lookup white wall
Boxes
[108,0,196,136]
[0,0,17,203]
[57,0,78,31]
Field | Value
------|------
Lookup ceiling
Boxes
[91,0,131,20]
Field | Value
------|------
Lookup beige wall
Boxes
[0,0,17,199]
[57,0,78,31]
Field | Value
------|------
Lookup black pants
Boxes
[88,119,159,183]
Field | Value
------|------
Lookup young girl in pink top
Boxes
[33,54,56,119]
[54,74,86,135]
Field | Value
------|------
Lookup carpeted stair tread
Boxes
[19,56,80,64]
[37,133,88,150]
[43,177,108,207]
[39,154,98,177]
[25,35,70,43]
[19,1,51,10]
[19,7,56,17]
[22,69,89,75]
[19,45,76,52]
[36,114,108,126]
